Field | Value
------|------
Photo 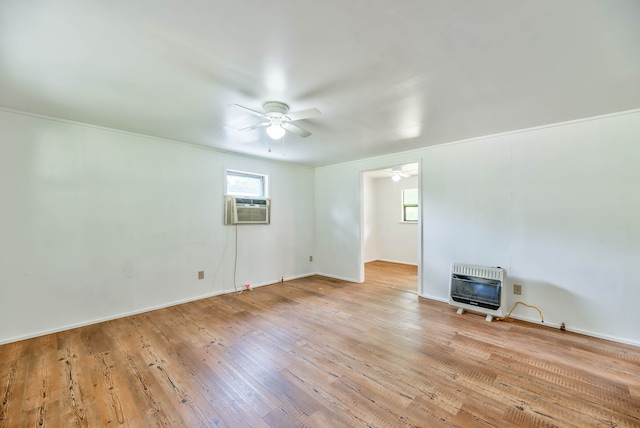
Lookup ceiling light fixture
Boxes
[391,173,402,182]
[266,123,286,140]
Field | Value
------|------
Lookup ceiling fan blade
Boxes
[231,104,266,118]
[238,122,269,131]
[391,169,410,177]
[285,108,321,122]
[283,122,312,138]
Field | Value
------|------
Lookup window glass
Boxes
[404,206,419,222]
[402,188,418,222]
[226,170,267,197]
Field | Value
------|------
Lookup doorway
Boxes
[365,260,418,293]
[361,162,421,293]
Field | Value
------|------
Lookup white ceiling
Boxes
[1,1,639,167]
[365,163,419,179]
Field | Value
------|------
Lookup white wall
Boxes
[316,110,640,346]
[362,175,379,262]
[0,110,315,344]
[3,108,639,346]
[374,175,418,265]
[315,152,422,282]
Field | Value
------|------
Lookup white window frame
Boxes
[226,169,269,198]
[402,188,418,222]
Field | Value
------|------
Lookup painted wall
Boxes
[315,151,422,283]
[0,110,315,344]
[362,175,379,263]
[374,175,418,265]
[2,107,639,346]
[316,110,640,346]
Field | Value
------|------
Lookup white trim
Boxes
[0,107,315,170]
[0,273,318,346]
[2,106,638,170]
[508,315,640,348]
[417,157,423,296]
[0,289,230,345]
[374,258,418,267]
[282,273,317,282]
[419,294,449,303]
[417,295,640,348]
[315,108,640,170]
[315,272,360,283]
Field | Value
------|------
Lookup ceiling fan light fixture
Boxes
[266,123,286,140]
[391,173,402,182]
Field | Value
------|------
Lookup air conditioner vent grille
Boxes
[224,196,270,225]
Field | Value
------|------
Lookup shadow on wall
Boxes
[506,277,586,331]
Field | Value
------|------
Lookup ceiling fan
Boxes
[390,168,410,182]
[233,101,321,139]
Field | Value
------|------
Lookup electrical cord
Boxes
[498,301,544,323]
[232,224,243,295]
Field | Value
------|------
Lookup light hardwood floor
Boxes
[1,271,639,427]
[365,260,417,293]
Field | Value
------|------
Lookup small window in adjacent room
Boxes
[226,169,268,197]
[402,188,418,222]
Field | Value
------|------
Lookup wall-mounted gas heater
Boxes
[224,196,271,225]
[449,263,506,322]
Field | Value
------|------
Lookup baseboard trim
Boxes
[369,259,418,267]
[5,277,637,348]
[417,295,640,348]
[0,273,320,346]
[0,288,229,345]
[314,272,360,283]
[419,293,449,303]
[508,314,640,347]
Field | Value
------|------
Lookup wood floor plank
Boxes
[1,263,639,427]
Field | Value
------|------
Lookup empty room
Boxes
[1,1,639,427]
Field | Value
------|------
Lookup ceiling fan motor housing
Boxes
[234,101,317,138]
[263,101,289,119]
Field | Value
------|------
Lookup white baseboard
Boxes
[508,314,640,347]
[369,258,418,266]
[419,293,449,303]
[0,288,231,345]
[416,296,640,348]
[1,272,321,346]
[5,276,638,349]
[314,272,360,283]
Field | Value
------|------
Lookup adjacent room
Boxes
[362,163,420,293]
[1,1,639,426]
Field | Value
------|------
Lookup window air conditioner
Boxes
[224,196,271,225]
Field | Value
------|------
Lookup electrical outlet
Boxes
[513,284,522,295]
[309,255,313,262]
[198,271,204,280]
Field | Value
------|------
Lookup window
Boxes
[402,188,418,222]
[226,170,268,197]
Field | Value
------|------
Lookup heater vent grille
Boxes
[451,264,503,280]
[449,263,507,319]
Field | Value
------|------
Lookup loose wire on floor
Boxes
[498,301,544,323]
